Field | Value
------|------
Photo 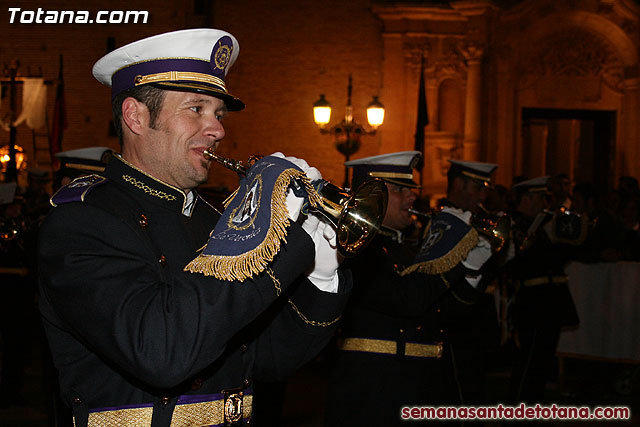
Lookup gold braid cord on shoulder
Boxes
[184,171,321,282]
[399,227,479,276]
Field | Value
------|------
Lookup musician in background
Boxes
[38,29,350,427]
[506,176,580,404]
[0,186,33,407]
[548,173,572,210]
[23,168,53,222]
[439,160,502,408]
[53,147,113,191]
[325,153,494,426]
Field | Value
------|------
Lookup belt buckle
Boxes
[223,388,244,425]
[435,342,444,358]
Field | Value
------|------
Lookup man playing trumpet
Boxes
[38,29,350,427]
[325,154,496,426]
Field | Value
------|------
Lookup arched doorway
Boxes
[521,108,616,197]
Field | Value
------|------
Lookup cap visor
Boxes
[382,178,420,189]
[152,82,245,111]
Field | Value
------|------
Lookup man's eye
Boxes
[190,106,202,113]
[216,113,225,121]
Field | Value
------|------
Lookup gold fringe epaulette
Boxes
[399,227,479,276]
[184,170,321,282]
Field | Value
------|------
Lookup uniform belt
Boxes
[522,275,568,287]
[338,337,443,358]
[78,389,252,427]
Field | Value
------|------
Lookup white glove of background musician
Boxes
[301,215,342,293]
[442,206,492,287]
[270,152,322,222]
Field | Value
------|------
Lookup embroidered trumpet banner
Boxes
[185,155,320,282]
[401,211,478,275]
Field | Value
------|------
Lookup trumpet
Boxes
[203,148,388,257]
[408,208,433,219]
[472,204,511,253]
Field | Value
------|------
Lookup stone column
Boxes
[461,45,484,161]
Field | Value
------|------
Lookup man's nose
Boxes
[204,116,225,142]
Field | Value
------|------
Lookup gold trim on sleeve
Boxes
[288,298,341,327]
[441,273,475,305]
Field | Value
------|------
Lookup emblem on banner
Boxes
[229,177,262,229]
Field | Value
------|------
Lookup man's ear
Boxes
[121,97,149,136]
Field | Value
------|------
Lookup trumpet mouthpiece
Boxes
[203,148,215,161]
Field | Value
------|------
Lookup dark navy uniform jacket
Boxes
[38,155,350,426]
[325,233,481,426]
[507,211,579,329]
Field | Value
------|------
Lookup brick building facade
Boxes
[2,0,639,199]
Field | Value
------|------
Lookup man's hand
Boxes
[270,152,322,221]
[301,215,342,293]
[463,236,492,270]
[462,236,492,287]
[441,206,472,224]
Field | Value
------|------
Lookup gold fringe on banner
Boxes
[399,228,479,276]
[184,170,322,282]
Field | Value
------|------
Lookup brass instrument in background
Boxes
[472,204,511,253]
[203,148,388,257]
[408,205,511,253]
[517,207,587,251]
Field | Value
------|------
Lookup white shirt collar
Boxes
[183,191,195,216]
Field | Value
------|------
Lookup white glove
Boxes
[269,152,322,181]
[463,236,492,270]
[441,206,472,225]
[462,236,492,288]
[270,152,322,221]
[285,190,304,222]
[301,214,341,293]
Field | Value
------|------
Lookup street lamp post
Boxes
[313,74,384,188]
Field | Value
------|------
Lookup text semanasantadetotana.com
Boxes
[401,403,631,421]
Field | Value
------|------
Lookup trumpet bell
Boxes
[472,213,511,253]
[313,179,388,257]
